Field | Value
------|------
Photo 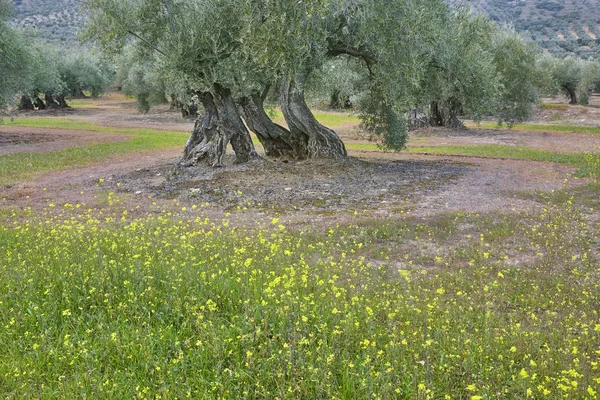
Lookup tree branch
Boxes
[127,30,166,56]
[327,42,375,76]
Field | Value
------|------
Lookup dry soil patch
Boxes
[0,126,132,156]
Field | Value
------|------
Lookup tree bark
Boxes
[280,76,347,160]
[44,93,60,109]
[446,99,465,129]
[182,92,224,167]
[19,96,34,111]
[329,90,352,109]
[237,90,307,159]
[34,96,46,110]
[409,108,429,131]
[181,103,198,119]
[428,100,465,129]
[429,101,444,126]
[181,85,260,168]
[214,84,259,164]
[56,94,69,108]
[566,87,577,105]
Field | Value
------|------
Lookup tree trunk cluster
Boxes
[181,80,347,167]
[19,93,70,111]
[427,100,465,129]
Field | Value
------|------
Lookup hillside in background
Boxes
[463,0,600,59]
[7,0,600,58]
[9,0,81,42]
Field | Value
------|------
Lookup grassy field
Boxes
[2,111,600,398]
[408,144,600,177]
[1,118,188,185]
[471,122,600,135]
[1,199,599,398]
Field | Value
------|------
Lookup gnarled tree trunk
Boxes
[237,89,307,160]
[329,89,352,110]
[214,84,259,164]
[408,108,429,131]
[181,103,198,119]
[44,93,60,109]
[56,94,69,108]
[19,96,34,111]
[182,92,223,167]
[428,100,465,129]
[280,76,347,160]
[429,101,444,126]
[181,85,260,168]
[566,87,577,105]
[446,99,465,129]
[34,96,46,110]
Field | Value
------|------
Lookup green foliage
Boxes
[0,0,34,114]
[306,57,368,109]
[115,47,168,113]
[16,41,113,107]
[58,49,113,98]
[540,55,600,104]
[419,8,500,123]
[491,26,549,125]
[415,10,547,128]
[22,42,65,99]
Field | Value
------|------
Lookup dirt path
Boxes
[2,144,583,227]
[0,125,132,155]
[2,96,595,222]
[410,127,600,154]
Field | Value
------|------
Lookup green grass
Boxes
[540,103,570,111]
[1,118,188,185]
[4,117,99,131]
[408,144,600,177]
[66,100,96,107]
[472,122,600,135]
[0,199,598,398]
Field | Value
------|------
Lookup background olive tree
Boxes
[0,0,34,115]
[540,55,600,104]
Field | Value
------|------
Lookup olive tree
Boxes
[115,46,168,113]
[17,43,113,110]
[490,25,549,126]
[0,0,34,114]
[542,55,600,104]
[58,49,113,99]
[83,0,456,164]
[418,8,500,128]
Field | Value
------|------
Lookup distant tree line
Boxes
[17,45,113,111]
[538,55,600,105]
[0,0,112,114]
[3,0,600,165]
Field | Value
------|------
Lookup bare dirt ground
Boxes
[1,95,596,224]
[409,126,600,154]
[0,125,132,156]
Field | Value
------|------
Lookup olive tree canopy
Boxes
[83,0,457,164]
